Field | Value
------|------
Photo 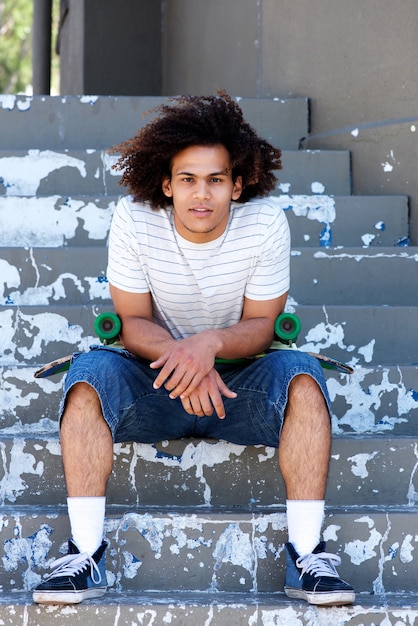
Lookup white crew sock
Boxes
[67,496,106,555]
[286,499,325,557]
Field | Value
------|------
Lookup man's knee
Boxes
[288,374,329,413]
[61,382,102,424]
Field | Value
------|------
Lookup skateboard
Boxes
[34,312,122,379]
[34,312,353,379]
[215,312,353,374]
[269,312,354,374]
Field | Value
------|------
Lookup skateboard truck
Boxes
[271,312,354,374]
[272,312,302,349]
[94,311,122,345]
[218,312,353,374]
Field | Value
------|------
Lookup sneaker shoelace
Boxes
[295,551,341,580]
[47,551,102,584]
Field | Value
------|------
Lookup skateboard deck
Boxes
[269,313,354,374]
[34,312,354,379]
[217,313,353,374]
[34,312,122,379]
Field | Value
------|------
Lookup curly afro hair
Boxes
[111,91,282,209]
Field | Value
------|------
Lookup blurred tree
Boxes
[0,0,59,94]
[0,0,33,93]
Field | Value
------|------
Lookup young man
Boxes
[32,92,354,606]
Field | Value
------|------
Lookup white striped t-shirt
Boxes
[107,196,290,340]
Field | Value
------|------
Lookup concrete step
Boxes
[1,363,418,436]
[0,304,416,367]
[0,247,109,306]
[1,434,418,509]
[2,246,417,307]
[290,247,418,305]
[0,95,309,151]
[1,194,408,248]
[0,195,119,248]
[0,149,351,197]
[1,507,418,594]
[293,304,418,367]
[285,194,409,248]
[0,591,417,626]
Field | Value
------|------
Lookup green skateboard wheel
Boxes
[94,312,122,343]
[274,313,301,343]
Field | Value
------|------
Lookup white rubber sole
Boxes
[33,586,107,605]
[284,586,355,606]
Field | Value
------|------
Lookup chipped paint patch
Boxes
[1,264,109,305]
[328,365,418,434]
[269,194,336,247]
[0,310,94,364]
[0,95,32,111]
[406,443,418,506]
[0,366,41,414]
[103,511,286,592]
[314,250,418,263]
[0,196,116,247]
[3,521,55,589]
[80,95,99,105]
[0,439,44,504]
[361,233,376,246]
[0,95,17,110]
[115,440,275,506]
[271,194,336,225]
[345,515,383,565]
[0,150,86,196]
[347,452,378,478]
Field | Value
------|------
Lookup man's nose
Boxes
[194,180,210,199]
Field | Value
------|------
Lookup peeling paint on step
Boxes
[0,150,86,195]
[0,196,116,247]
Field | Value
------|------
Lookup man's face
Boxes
[162,144,242,243]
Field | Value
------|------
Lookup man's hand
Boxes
[150,333,219,398]
[179,369,237,419]
[149,334,237,419]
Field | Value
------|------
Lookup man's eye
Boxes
[211,177,222,183]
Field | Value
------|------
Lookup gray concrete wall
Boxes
[59,0,162,96]
[261,0,418,244]
[162,0,418,244]
[59,1,418,243]
[161,0,260,97]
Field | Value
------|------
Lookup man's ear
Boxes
[232,176,243,201]
[162,177,173,197]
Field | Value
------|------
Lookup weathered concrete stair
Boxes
[1,95,418,624]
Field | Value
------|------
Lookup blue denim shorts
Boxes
[59,346,331,447]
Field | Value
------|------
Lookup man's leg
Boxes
[33,347,199,605]
[278,374,330,558]
[61,382,114,497]
[201,355,354,606]
[33,382,111,605]
[278,374,354,606]
[279,373,331,501]
[60,382,113,557]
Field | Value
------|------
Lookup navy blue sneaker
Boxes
[33,539,107,604]
[284,541,355,606]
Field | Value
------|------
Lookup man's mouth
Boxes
[190,205,212,214]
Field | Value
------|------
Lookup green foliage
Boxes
[0,0,33,93]
[0,0,60,94]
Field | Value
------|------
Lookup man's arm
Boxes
[109,284,175,360]
[146,291,288,399]
[110,283,287,418]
